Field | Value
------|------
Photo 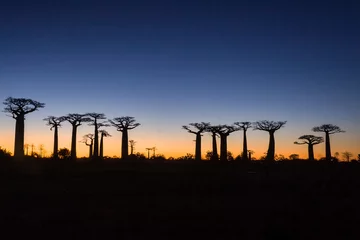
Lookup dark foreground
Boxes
[1,160,360,239]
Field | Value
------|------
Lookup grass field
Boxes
[0,160,359,239]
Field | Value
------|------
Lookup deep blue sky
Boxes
[0,0,359,157]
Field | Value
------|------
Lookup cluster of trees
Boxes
[183,121,346,162]
[3,97,140,161]
[2,97,351,162]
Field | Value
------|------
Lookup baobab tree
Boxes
[129,140,136,155]
[234,122,252,161]
[342,151,353,162]
[205,125,222,161]
[3,97,45,159]
[43,116,66,159]
[248,150,254,161]
[99,130,111,158]
[82,134,94,158]
[87,113,107,159]
[182,122,210,161]
[109,116,140,159]
[253,120,287,162]
[312,124,345,161]
[294,135,324,161]
[215,125,239,162]
[65,114,91,160]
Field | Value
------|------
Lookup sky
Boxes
[0,0,359,159]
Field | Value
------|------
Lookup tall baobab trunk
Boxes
[195,133,201,161]
[325,132,331,161]
[220,135,227,162]
[122,130,129,159]
[14,114,25,159]
[266,131,275,161]
[93,120,99,158]
[242,130,248,161]
[100,133,104,158]
[212,133,218,161]
[53,126,59,159]
[89,144,93,158]
[71,125,78,160]
[308,144,314,161]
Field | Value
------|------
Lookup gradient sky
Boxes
[1,0,359,159]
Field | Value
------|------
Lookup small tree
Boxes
[342,151,353,162]
[129,140,136,155]
[205,126,221,161]
[3,97,45,159]
[313,124,345,161]
[294,135,324,160]
[58,148,71,160]
[253,120,286,162]
[289,154,300,160]
[81,134,94,158]
[109,117,140,159]
[183,122,210,161]
[86,113,107,159]
[43,116,66,159]
[65,114,92,160]
[234,122,252,161]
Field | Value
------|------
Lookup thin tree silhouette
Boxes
[99,130,111,158]
[3,97,45,159]
[342,151,353,162]
[109,117,140,159]
[65,114,92,160]
[129,140,136,155]
[294,135,324,161]
[86,113,107,160]
[248,150,254,161]
[234,122,252,161]
[82,134,94,158]
[43,116,66,159]
[215,125,239,162]
[312,124,345,161]
[253,120,287,162]
[182,122,210,161]
[205,125,221,161]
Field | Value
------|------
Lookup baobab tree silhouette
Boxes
[43,116,66,159]
[294,135,324,161]
[109,117,140,159]
[313,124,345,161]
[3,97,45,160]
[99,130,111,158]
[87,113,107,160]
[65,114,91,160]
[129,140,136,155]
[82,134,94,158]
[215,125,239,162]
[182,122,210,161]
[253,120,287,162]
[234,122,252,161]
[205,125,221,161]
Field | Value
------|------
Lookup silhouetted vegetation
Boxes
[43,116,66,159]
[254,120,286,162]
[3,97,45,160]
[294,135,324,160]
[215,125,239,162]
[313,124,345,161]
[87,113,107,160]
[183,122,210,161]
[234,122,252,161]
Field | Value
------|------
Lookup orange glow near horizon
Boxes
[1,121,359,160]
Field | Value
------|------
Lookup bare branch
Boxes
[253,120,287,132]
[234,122,252,131]
[312,124,345,134]
[3,97,45,118]
[109,116,140,131]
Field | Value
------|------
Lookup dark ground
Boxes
[0,160,359,239]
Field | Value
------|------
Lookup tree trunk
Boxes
[248,152,252,161]
[308,144,314,161]
[195,133,201,161]
[266,131,275,161]
[93,120,99,158]
[14,114,25,160]
[325,132,331,161]
[242,130,248,161]
[122,129,129,159]
[71,125,77,160]
[220,134,227,162]
[89,144,93,158]
[100,133,104,158]
[53,126,59,159]
[212,133,218,161]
